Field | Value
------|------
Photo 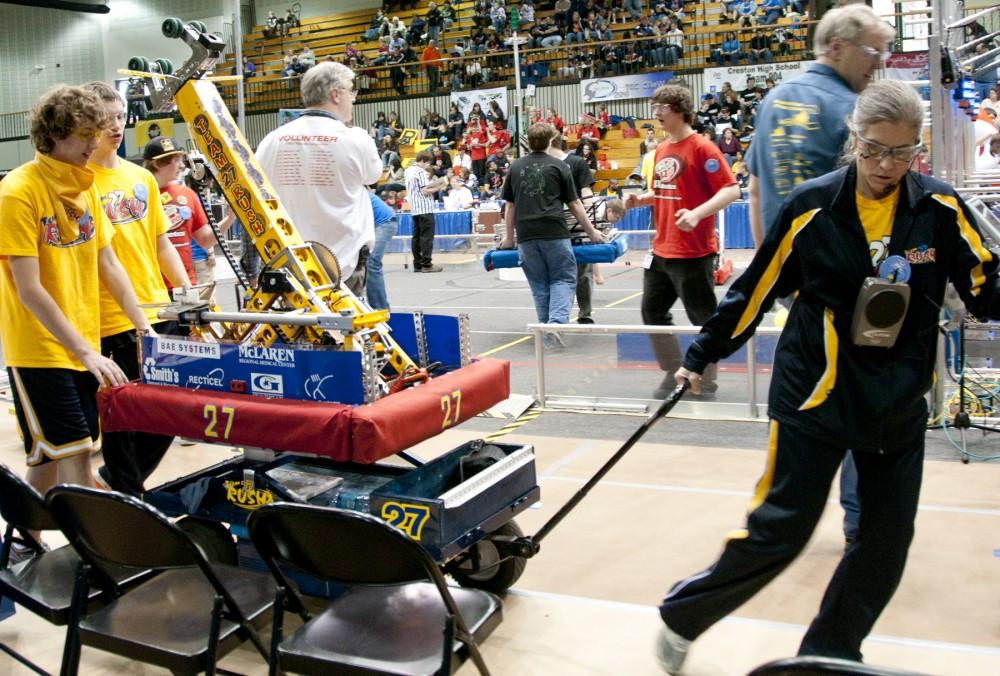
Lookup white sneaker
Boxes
[655,623,691,674]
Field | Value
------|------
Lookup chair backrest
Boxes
[0,464,59,533]
[248,503,431,585]
[46,485,202,571]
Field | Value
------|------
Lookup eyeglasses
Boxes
[71,127,102,142]
[854,133,923,164]
[650,103,672,114]
[852,42,891,63]
[339,84,357,99]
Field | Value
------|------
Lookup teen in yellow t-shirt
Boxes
[84,81,190,495]
[0,84,151,500]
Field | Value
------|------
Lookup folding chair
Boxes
[248,502,502,675]
[747,656,930,676]
[0,465,148,676]
[46,485,275,676]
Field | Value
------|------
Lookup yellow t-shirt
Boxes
[855,188,899,271]
[0,154,113,370]
[90,160,170,336]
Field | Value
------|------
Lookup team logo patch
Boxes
[704,158,720,173]
[904,245,936,264]
[177,195,188,206]
[134,182,148,201]
[654,155,684,185]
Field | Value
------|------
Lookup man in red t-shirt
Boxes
[142,138,217,291]
[624,84,741,399]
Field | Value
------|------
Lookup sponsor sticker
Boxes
[157,338,221,359]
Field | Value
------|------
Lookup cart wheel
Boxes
[189,20,208,34]
[451,520,526,594]
[176,516,238,566]
[154,58,174,75]
[161,17,184,39]
[127,56,149,73]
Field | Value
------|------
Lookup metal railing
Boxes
[528,322,782,421]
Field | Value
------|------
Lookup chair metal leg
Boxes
[60,562,91,676]
[268,588,285,676]
[205,595,224,676]
[437,614,455,675]
[0,642,51,676]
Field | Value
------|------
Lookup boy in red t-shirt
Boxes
[142,138,217,291]
[624,84,741,399]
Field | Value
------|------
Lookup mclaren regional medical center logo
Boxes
[581,72,673,103]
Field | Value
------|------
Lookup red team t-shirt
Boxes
[159,182,207,288]
[650,133,736,259]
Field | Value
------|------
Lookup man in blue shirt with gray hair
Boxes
[747,3,894,247]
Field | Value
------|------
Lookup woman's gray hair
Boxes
[300,61,354,107]
[814,4,894,58]
[849,79,924,142]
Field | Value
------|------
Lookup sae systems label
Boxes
[139,336,365,404]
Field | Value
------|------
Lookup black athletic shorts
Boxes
[8,367,100,467]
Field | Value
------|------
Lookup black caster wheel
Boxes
[450,520,527,594]
[162,17,184,39]
[127,56,150,72]
[154,58,174,75]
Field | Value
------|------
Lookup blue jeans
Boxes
[840,450,860,541]
[518,238,577,324]
[367,218,397,310]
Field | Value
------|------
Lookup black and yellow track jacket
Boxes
[684,164,1000,453]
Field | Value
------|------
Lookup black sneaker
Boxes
[420,264,444,273]
[577,316,595,324]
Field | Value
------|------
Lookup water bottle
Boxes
[511,7,520,31]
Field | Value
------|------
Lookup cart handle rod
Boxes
[529,381,689,546]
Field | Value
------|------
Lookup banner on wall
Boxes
[884,52,928,82]
[450,87,508,120]
[135,118,174,149]
[579,72,674,103]
[702,61,814,94]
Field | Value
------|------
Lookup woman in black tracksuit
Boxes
[656,80,1000,672]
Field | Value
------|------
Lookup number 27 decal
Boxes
[440,389,462,429]
[381,502,431,541]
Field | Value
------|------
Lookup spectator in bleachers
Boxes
[387,110,404,138]
[425,2,444,45]
[482,160,504,198]
[282,7,300,36]
[736,0,758,28]
[622,38,643,74]
[364,9,387,40]
[389,15,407,40]
[431,144,453,176]
[553,0,572,31]
[452,145,473,173]
[543,107,564,132]
[577,117,601,146]
[469,27,487,54]
[713,31,744,66]
[748,28,774,63]
[579,142,598,170]
[487,100,506,125]
[380,135,400,167]
[760,0,784,25]
[444,174,475,210]
[465,57,484,87]
[567,12,584,44]
[640,127,660,154]
[662,19,684,65]
[721,0,740,23]
[623,0,643,22]
[740,75,759,109]
[519,0,536,28]
[447,103,466,142]
[386,47,407,95]
[717,127,741,166]
[484,31,504,72]
[421,39,444,92]
[263,10,280,38]
[473,0,492,29]
[296,45,316,73]
[460,166,479,193]
[410,13,428,46]
[532,16,563,48]
[597,39,621,76]
[371,111,389,140]
[465,114,489,179]
[441,0,456,31]
[487,120,512,160]
[382,156,405,192]
[490,0,508,32]
[719,89,740,118]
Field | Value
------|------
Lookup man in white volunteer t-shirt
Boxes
[256,62,382,295]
